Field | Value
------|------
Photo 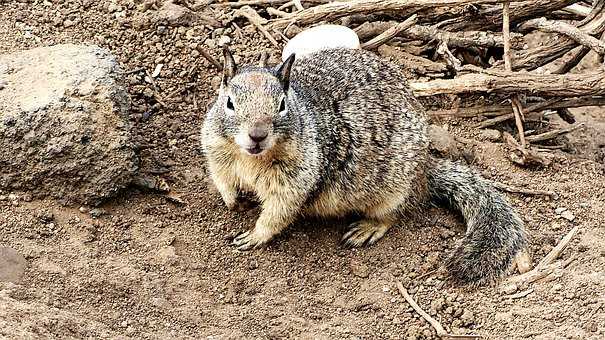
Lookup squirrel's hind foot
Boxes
[341,220,392,248]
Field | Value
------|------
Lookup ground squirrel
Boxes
[201,47,527,285]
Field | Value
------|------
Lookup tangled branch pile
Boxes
[212,0,605,165]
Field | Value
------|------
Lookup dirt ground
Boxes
[1,1,605,339]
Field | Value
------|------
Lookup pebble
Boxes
[480,128,501,141]
[349,260,370,278]
[0,247,27,283]
[79,206,88,213]
[0,79,7,90]
[561,210,575,221]
[555,207,567,215]
[89,208,107,218]
[218,35,231,47]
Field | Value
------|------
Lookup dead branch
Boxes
[269,0,525,29]
[395,281,481,339]
[520,17,605,55]
[235,6,280,48]
[563,3,592,17]
[378,45,448,76]
[512,0,605,70]
[410,70,605,97]
[443,0,577,31]
[505,226,578,285]
[196,45,222,70]
[525,122,585,143]
[355,22,523,49]
[491,181,557,197]
[429,97,605,118]
[502,1,527,147]
[214,0,327,7]
[361,15,417,50]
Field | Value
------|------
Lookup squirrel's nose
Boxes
[249,127,268,143]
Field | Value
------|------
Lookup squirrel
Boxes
[201,47,527,285]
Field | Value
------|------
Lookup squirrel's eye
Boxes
[226,96,235,111]
[279,98,286,114]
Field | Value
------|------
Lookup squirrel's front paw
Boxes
[232,229,271,250]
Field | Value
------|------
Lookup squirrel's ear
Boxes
[277,53,296,92]
[222,47,237,86]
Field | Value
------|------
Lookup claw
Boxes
[341,220,390,248]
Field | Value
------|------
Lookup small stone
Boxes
[89,208,107,218]
[382,286,390,293]
[480,128,501,141]
[120,320,128,328]
[8,194,18,201]
[561,210,575,221]
[460,309,475,326]
[79,206,88,213]
[63,19,75,27]
[349,260,370,278]
[554,207,567,215]
[428,124,461,160]
[218,35,231,47]
[551,283,563,292]
[579,202,589,208]
[0,247,27,283]
[0,79,7,90]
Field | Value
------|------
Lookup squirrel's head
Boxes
[211,47,297,158]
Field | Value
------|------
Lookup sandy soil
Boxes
[1,1,604,339]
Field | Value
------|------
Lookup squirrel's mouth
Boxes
[245,144,264,155]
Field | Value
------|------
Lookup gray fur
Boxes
[201,48,527,285]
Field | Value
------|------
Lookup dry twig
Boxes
[525,123,585,143]
[491,181,557,198]
[361,15,417,50]
[236,6,280,48]
[396,281,481,339]
[409,70,605,97]
[520,17,605,55]
[269,0,525,29]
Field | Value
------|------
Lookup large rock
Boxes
[0,44,138,205]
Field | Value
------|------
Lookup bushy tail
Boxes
[426,157,527,285]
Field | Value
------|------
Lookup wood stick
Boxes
[475,113,514,128]
[504,226,578,285]
[236,6,280,48]
[563,3,592,17]
[395,281,481,339]
[269,0,525,29]
[512,0,605,70]
[505,258,573,285]
[378,45,449,76]
[355,22,522,48]
[520,17,605,55]
[491,181,557,198]
[214,0,327,7]
[525,123,585,143]
[409,70,605,97]
[429,97,605,118]
[361,15,417,50]
[443,0,577,31]
[502,1,527,147]
[196,45,223,70]
[267,7,291,17]
[538,226,579,269]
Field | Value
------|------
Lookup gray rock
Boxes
[480,128,501,141]
[0,44,138,205]
[0,247,26,283]
[428,124,461,160]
